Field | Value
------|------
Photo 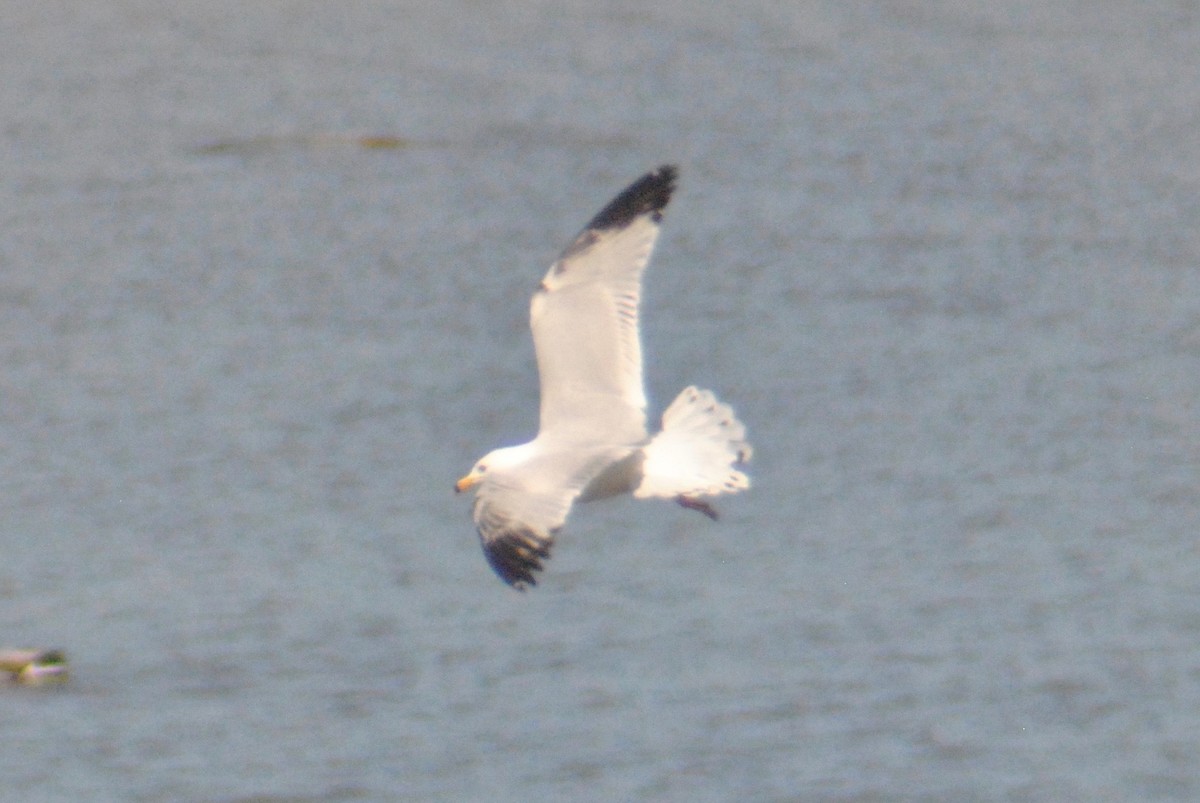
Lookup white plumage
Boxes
[455,166,752,588]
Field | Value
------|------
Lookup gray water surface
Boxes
[2,3,1199,801]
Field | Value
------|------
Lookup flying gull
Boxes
[455,165,752,588]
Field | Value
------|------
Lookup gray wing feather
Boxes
[530,166,677,444]
[475,500,558,588]
[472,446,630,588]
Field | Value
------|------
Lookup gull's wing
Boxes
[530,165,677,444]
[473,486,571,588]
[472,448,618,588]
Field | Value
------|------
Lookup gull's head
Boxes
[455,445,530,494]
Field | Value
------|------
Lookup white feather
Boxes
[458,167,753,588]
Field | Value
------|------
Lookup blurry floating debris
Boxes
[355,135,413,150]
[194,133,417,155]
[0,648,68,685]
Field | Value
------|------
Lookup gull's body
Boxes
[456,166,751,588]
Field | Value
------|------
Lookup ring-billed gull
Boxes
[455,165,752,588]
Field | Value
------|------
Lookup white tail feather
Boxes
[635,386,752,500]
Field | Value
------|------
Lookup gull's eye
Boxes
[477,465,487,474]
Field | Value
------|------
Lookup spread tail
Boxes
[635,386,752,504]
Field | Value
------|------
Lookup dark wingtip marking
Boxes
[483,529,553,589]
[585,164,678,231]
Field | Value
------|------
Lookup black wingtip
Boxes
[483,528,553,590]
[585,164,679,231]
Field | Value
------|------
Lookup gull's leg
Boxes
[676,495,719,521]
